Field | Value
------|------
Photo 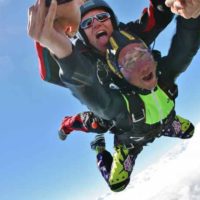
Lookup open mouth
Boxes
[143,72,153,81]
[96,31,107,39]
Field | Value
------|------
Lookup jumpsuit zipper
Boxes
[151,89,164,124]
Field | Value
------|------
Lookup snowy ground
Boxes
[98,123,200,200]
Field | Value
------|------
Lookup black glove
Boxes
[59,111,110,138]
[80,112,110,133]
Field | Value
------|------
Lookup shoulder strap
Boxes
[158,80,178,100]
[96,59,145,123]
[121,92,145,123]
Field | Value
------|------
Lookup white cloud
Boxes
[99,123,200,200]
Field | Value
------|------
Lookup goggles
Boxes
[119,47,153,70]
[45,0,73,7]
[80,12,111,29]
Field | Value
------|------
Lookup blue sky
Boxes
[0,1,199,200]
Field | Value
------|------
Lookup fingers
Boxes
[174,0,185,9]
[34,0,48,37]
[44,0,57,30]
[166,0,200,18]
[27,5,37,39]
[191,0,200,18]
[27,5,34,31]
[28,0,72,57]
[27,0,52,42]
[192,9,200,18]
[37,0,47,22]
[177,0,197,18]
[170,0,184,13]
[165,0,176,7]
[27,0,47,41]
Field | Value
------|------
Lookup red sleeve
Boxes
[35,42,46,80]
[34,42,65,87]
[142,1,156,32]
[123,0,174,46]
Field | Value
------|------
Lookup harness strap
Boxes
[158,79,178,100]
[121,93,145,123]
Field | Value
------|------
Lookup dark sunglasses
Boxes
[45,0,72,7]
[80,12,111,29]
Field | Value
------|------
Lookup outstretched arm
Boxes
[28,0,74,58]
[124,0,174,45]
[28,0,83,86]
[159,15,200,82]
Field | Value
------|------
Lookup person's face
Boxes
[54,0,83,36]
[81,9,114,54]
[118,43,158,90]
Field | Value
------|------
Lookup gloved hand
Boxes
[58,112,110,140]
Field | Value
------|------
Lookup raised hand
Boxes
[27,0,80,58]
[165,0,200,19]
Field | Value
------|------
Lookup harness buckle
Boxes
[123,143,135,150]
[131,109,145,123]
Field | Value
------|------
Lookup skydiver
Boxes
[58,19,200,191]
[27,0,200,191]
[28,0,174,130]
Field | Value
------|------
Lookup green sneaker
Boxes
[163,115,194,139]
[174,115,194,138]
[109,146,132,187]
[90,134,106,153]
[108,144,142,192]
[58,129,68,141]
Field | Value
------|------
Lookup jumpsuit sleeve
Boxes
[35,42,65,87]
[34,40,132,130]
[123,0,174,45]
[55,48,133,131]
[159,16,200,82]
